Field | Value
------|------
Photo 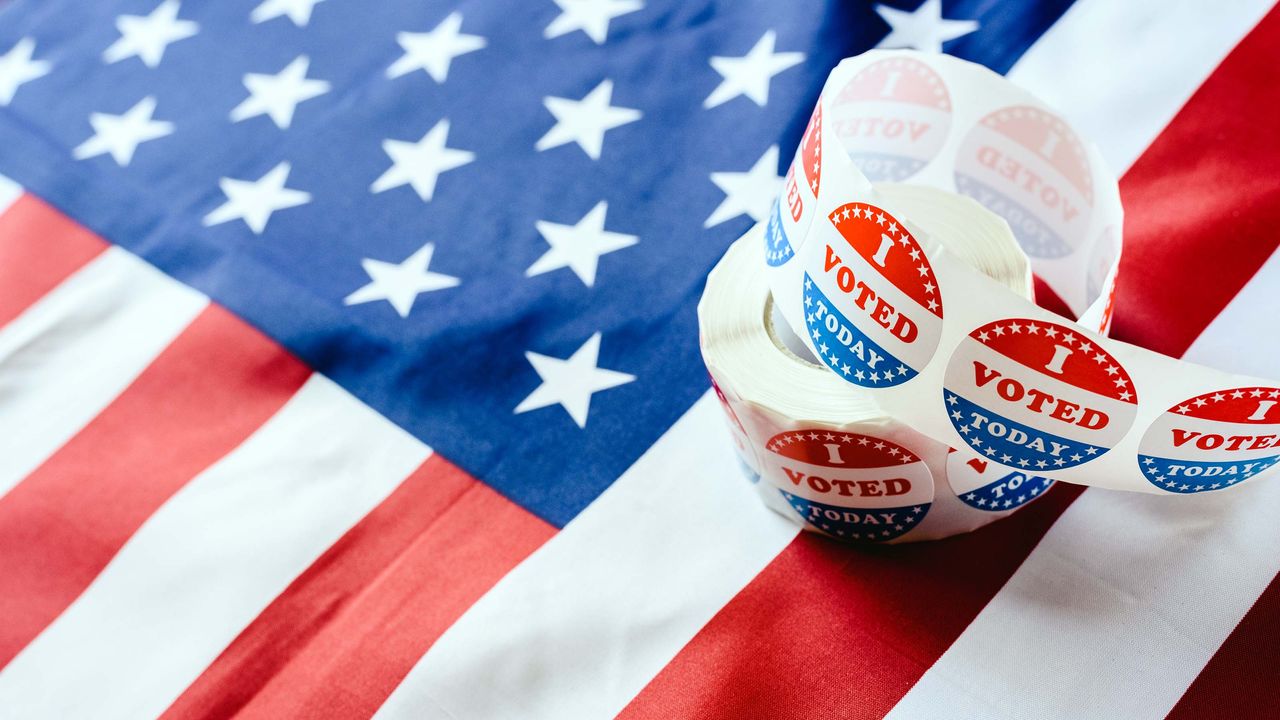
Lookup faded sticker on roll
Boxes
[830,56,952,182]
[1138,387,1280,493]
[764,190,796,266]
[768,100,825,266]
[945,448,1054,511]
[943,318,1137,470]
[762,429,933,541]
[803,202,942,387]
[954,106,1093,259]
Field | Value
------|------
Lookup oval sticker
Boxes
[1138,387,1280,493]
[943,318,1137,470]
[762,429,933,541]
[804,202,942,388]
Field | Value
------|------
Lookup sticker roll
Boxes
[701,183,1054,543]
[764,50,1280,496]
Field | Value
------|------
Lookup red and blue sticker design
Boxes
[804,202,942,388]
[945,449,1054,511]
[762,429,932,542]
[943,318,1137,470]
[954,106,1093,259]
[1138,387,1280,493]
[830,56,952,182]
[767,101,822,267]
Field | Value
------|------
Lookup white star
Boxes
[344,242,460,317]
[370,119,475,202]
[544,0,643,45]
[0,38,51,106]
[514,332,635,428]
[72,96,174,166]
[103,0,199,68]
[704,145,781,228]
[387,12,486,83]
[251,0,325,26]
[536,79,642,160]
[527,201,638,287]
[704,30,803,109]
[203,161,311,235]
[231,55,330,129]
[874,0,978,54]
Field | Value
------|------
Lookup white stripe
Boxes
[1007,0,1275,174]
[1183,246,1280,378]
[0,247,206,498]
[885,483,1280,720]
[373,393,799,720]
[0,174,18,214]
[0,374,431,719]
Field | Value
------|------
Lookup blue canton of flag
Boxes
[0,0,1075,527]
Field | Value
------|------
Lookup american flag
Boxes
[0,0,1276,717]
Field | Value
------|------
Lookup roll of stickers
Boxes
[701,183,1057,543]
[761,50,1280,497]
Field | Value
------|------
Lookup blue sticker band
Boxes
[945,392,1107,470]
[780,490,927,542]
[803,273,918,388]
[1138,454,1280,494]
[954,175,1072,259]
[957,469,1055,511]
[850,152,927,183]
[764,201,794,267]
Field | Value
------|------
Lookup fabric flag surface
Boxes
[0,0,1277,717]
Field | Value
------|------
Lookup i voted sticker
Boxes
[943,318,1137,470]
[762,429,933,542]
[829,56,952,182]
[945,449,1054,511]
[804,202,942,387]
[1138,387,1280,493]
[954,106,1093,259]
[770,101,824,267]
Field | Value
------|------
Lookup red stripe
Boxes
[161,454,555,720]
[0,304,309,669]
[622,10,1280,718]
[618,484,1083,720]
[1166,570,1280,719]
[1032,275,1074,320]
[1112,6,1280,358]
[0,194,107,328]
